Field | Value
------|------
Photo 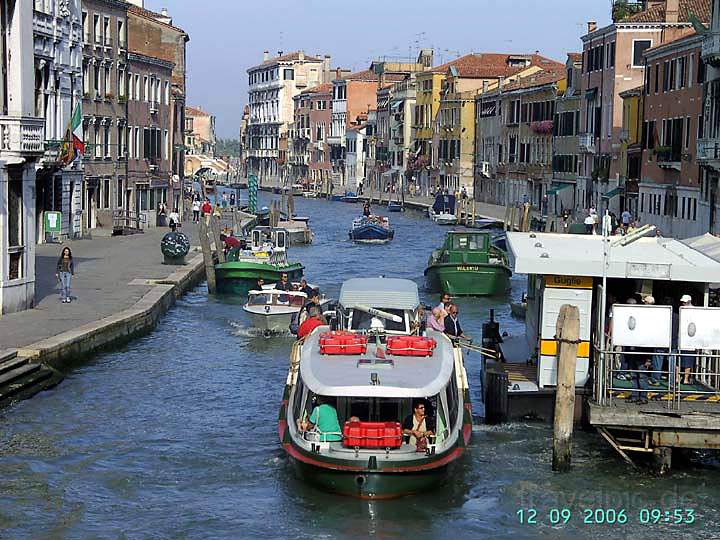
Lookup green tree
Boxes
[216,138,241,157]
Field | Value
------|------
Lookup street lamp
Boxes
[599,212,656,402]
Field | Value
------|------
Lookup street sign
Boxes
[44,211,62,234]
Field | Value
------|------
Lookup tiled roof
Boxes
[340,69,407,82]
[621,0,710,23]
[186,106,211,117]
[299,82,333,95]
[645,28,701,54]
[567,52,582,62]
[430,53,564,79]
[500,69,565,92]
[260,51,322,66]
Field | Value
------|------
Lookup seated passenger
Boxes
[298,278,314,297]
[427,307,445,332]
[275,273,292,292]
[402,400,435,447]
[297,305,326,339]
[298,396,342,442]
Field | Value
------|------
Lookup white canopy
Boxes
[339,278,419,311]
[299,328,454,398]
[507,232,720,283]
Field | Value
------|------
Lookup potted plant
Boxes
[105,92,114,100]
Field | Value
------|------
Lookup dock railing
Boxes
[593,344,720,409]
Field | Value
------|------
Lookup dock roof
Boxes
[339,278,419,311]
[507,232,720,283]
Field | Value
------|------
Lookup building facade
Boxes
[306,83,333,190]
[639,32,704,237]
[81,0,128,231]
[245,51,331,184]
[579,1,707,215]
[185,105,216,157]
[1,0,46,314]
[345,125,366,191]
[34,0,84,242]
[126,52,173,226]
[698,0,720,233]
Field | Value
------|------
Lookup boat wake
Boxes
[229,321,293,338]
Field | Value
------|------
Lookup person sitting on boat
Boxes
[298,396,342,442]
[443,303,465,339]
[427,307,445,333]
[298,278,314,297]
[402,400,435,447]
[297,305,326,339]
[363,202,371,217]
[298,289,322,325]
[437,293,451,319]
[275,273,292,292]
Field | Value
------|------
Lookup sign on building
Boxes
[44,211,62,234]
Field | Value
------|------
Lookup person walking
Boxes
[192,198,201,223]
[56,247,75,303]
[168,208,180,230]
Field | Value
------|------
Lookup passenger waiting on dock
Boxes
[402,400,435,448]
[427,307,445,332]
[298,396,342,442]
[679,294,695,385]
[443,303,465,339]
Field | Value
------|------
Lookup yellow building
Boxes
[411,53,565,197]
[619,86,643,216]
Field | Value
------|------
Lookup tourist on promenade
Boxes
[201,198,212,218]
[56,247,74,304]
[443,303,465,339]
[168,208,180,230]
[192,198,201,223]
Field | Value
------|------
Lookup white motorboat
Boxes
[428,207,458,226]
[243,289,308,332]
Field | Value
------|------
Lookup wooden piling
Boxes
[198,218,217,294]
[210,215,226,264]
[552,304,580,472]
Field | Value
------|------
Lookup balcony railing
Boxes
[702,32,720,66]
[0,116,45,155]
[697,138,720,162]
[579,133,596,154]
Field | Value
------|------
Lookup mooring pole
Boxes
[210,215,226,264]
[198,218,217,294]
[552,304,579,472]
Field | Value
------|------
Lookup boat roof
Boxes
[248,289,307,297]
[339,278,419,311]
[299,328,455,398]
[507,232,720,283]
[447,229,490,235]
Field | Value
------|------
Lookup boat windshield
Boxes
[248,292,305,306]
[349,308,406,332]
[451,234,485,251]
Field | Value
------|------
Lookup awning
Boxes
[546,183,574,196]
[601,186,623,200]
[585,88,597,100]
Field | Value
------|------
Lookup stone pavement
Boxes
[0,223,199,351]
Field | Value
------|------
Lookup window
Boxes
[104,66,111,97]
[93,65,100,96]
[685,116,691,149]
[103,178,110,209]
[118,125,125,158]
[82,11,89,40]
[164,129,169,160]
[609,41,616,67]
[283,68,294,80]
[83,62,90,94]
[164,81,169,105]
[134,74,140,100]
[93,14,101,43]
[117,177,124,208]
[104,124,110,157]
[117,19,126,47]
[632,39,652,68]
[7,172,23,280]
[654,63,659,93]
[94,126,101,158]
[143,76,149,101]
[118,67,125,97]
[103,16,110,45]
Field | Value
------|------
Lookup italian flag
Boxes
[61,103,84,165]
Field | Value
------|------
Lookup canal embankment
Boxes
[0,224,205,403]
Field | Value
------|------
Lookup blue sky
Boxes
[145,0,611,138]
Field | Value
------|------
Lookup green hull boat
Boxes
[215,261,304,295]
[424,230,511,296]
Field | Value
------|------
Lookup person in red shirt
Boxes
[201,199,212,216]
[297,305,326,339]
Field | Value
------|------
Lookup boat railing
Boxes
[593,345,720,409]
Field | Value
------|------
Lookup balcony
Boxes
[0,116,45,156]
[655,147,682,170]
[702,32,720,67]
[619,129,629,142]
[697,138,720,169]
[579,133,596,154]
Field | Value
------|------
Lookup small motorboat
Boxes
[243,289,309,333]
[278,277,472,498]
[428,193,457,225]
[341,192,361,203]
[387,201,403,212]
[348,215,394,244]
[302,191,319,198]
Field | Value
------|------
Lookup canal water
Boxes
[1,195,718,539]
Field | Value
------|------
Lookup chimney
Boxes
[587,21,597,33]
[263,50,269,62]
[298,51,305,61]
[277,50,283,58]
[336,67,341,80]
[665,0,679,23]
